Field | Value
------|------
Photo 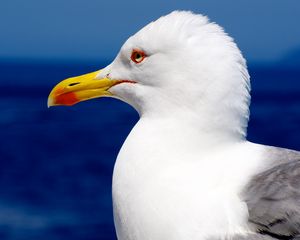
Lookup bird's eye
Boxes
[131,49,146,64]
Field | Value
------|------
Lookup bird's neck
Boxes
[134,87,249,147]
[133,113,245,154]
[136,104,245,148]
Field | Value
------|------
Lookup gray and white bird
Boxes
[48,11,300,240]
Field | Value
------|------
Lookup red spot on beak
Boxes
[55,92,79,106]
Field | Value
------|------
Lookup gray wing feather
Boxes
[229,235,275,240]
[243,147,300,239]
[210,234,275,240]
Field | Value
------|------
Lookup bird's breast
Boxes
[111,120,262,240]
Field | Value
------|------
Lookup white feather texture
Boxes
[98,11,266,240]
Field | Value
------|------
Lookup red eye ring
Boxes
[131,49,146,64]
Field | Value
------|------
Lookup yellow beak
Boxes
[48,70,120,107]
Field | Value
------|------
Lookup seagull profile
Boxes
[48,11,300,240]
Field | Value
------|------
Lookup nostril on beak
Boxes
[68,82,80,87]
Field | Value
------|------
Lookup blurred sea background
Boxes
[0,1,300,239]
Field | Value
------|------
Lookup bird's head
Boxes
[48,11,250,138]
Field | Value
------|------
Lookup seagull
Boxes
[48,11,300,240]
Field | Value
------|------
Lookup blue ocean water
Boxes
[0,60,299,240]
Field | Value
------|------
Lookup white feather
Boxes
[99,11,264,240]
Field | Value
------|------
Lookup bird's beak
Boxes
[48,70,119,107]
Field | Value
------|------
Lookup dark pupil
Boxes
[136,53,141,59]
